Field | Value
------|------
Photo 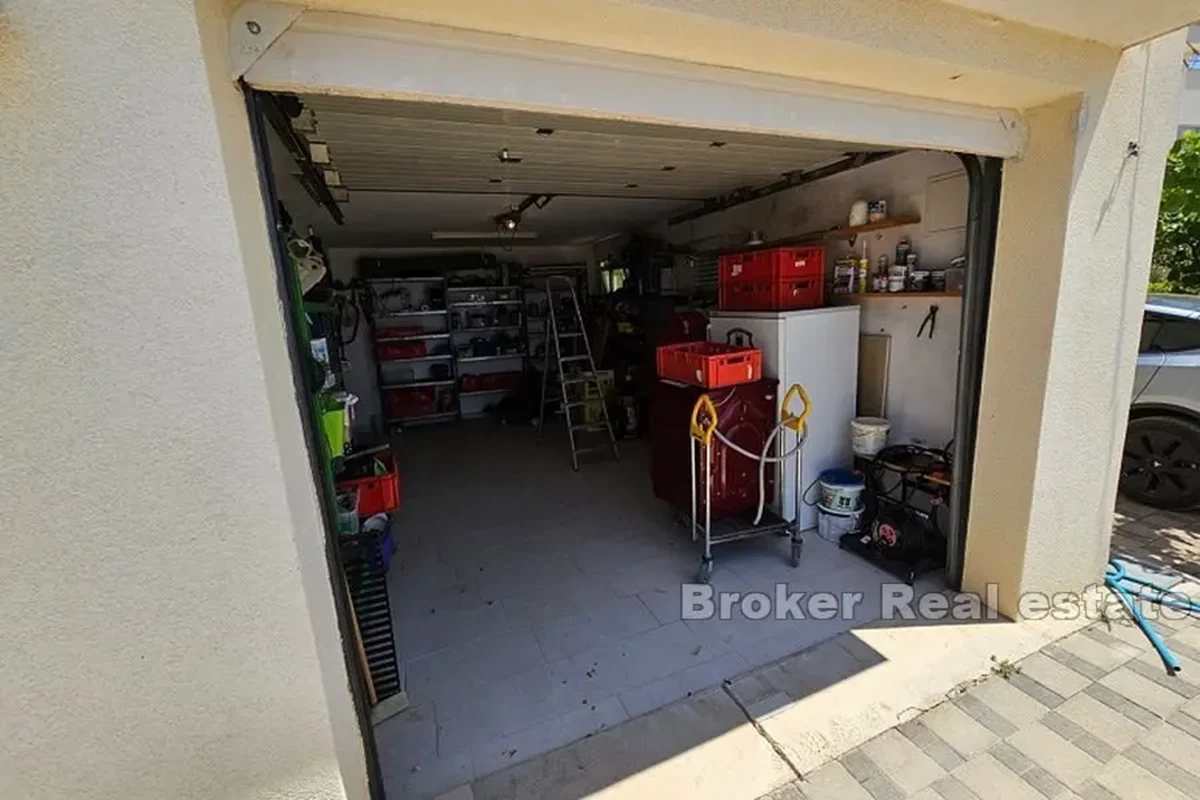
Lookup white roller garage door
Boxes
[230,5,1025,159]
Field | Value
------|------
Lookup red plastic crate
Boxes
[376,340,427,361]
[719,246,826,311]
[385,386,436,418]
[338,453,401,516]
[656,341,762,388]
[719,246,824,283]
[720,276,825,311]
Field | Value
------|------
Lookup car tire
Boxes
[1120,415,1200,511]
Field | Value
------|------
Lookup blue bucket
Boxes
[818,468,865,512]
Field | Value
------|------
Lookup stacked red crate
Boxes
[718,246,825,311]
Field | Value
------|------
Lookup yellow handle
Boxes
[690,393,718,446]
[780,384,811,433]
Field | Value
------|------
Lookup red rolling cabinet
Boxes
[651,377,779,518]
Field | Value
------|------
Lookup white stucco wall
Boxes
[964,32,1187,615]
[0,2,363,798]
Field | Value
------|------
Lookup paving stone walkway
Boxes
[1112,500,1200,581]
[762,616,1200,799]
[760,504,1200,800]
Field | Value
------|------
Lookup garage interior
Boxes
[261,93,974,798]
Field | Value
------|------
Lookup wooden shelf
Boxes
[799,215,921,243]
[710,215,920,255]
[833,291,962,302]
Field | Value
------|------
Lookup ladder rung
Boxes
[557,332,583,339]
[564,401,588,409]
[571,422,609,433]
[562,375,598,385]
[560,355,590,363]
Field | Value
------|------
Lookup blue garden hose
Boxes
[1106,559,1200,674]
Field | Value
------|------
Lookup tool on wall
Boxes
[917,304,939,339]
[537,276,620,470]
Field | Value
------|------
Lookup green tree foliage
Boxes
[1152,131,1200,294]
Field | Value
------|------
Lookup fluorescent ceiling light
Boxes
[431,231,539,240]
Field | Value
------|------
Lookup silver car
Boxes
[1121,294,1200,510]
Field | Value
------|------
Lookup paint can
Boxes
[851,416,891,456]
[817,504,863,544]
[818,468,866,512]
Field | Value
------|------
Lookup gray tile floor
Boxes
[377,421,902,798]
[758,605,1200,799]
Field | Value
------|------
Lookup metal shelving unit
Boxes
[460,388,516,398]
[380,379,457,390]
[378,354,453,364]
[450,299,523,307]
[457,352,527,363]
[367,274,535,427]
[368,275,458,428]
[376,309,448,318]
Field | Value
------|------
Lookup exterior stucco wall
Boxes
[0,2,362,798]
[964,33,1187,615]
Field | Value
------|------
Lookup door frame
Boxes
[236,19,1008,792]
[243,85,386,800]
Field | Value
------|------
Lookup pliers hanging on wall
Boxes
[917,304,939,339]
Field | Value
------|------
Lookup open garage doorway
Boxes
[248,88,998,798]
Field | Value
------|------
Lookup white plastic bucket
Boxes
[818,468,865,512]
[851,416,890,457]
[817,504,862,544]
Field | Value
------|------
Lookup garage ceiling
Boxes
[278,94,891,245]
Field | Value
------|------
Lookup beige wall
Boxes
[964,33,1187,615]
[0,1,363,798]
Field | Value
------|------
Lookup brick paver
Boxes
[1112,500,1200,579]
[760,504,1200,800]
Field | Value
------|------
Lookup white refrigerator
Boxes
[709,306,860,530]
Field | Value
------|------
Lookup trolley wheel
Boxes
[697,557,714,584]
[790,538,803,568]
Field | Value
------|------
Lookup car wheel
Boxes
[1120,415,1200,510]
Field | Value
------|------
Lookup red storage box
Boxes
[338,453,401,517]
[656,341,762,388]
[719,246,826,311]
[477,371,523,391]
[385,386,436,418]
[720,276,824,311]
[719,246,824,283]
[376,340,427,361]
[375,324,426,342]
